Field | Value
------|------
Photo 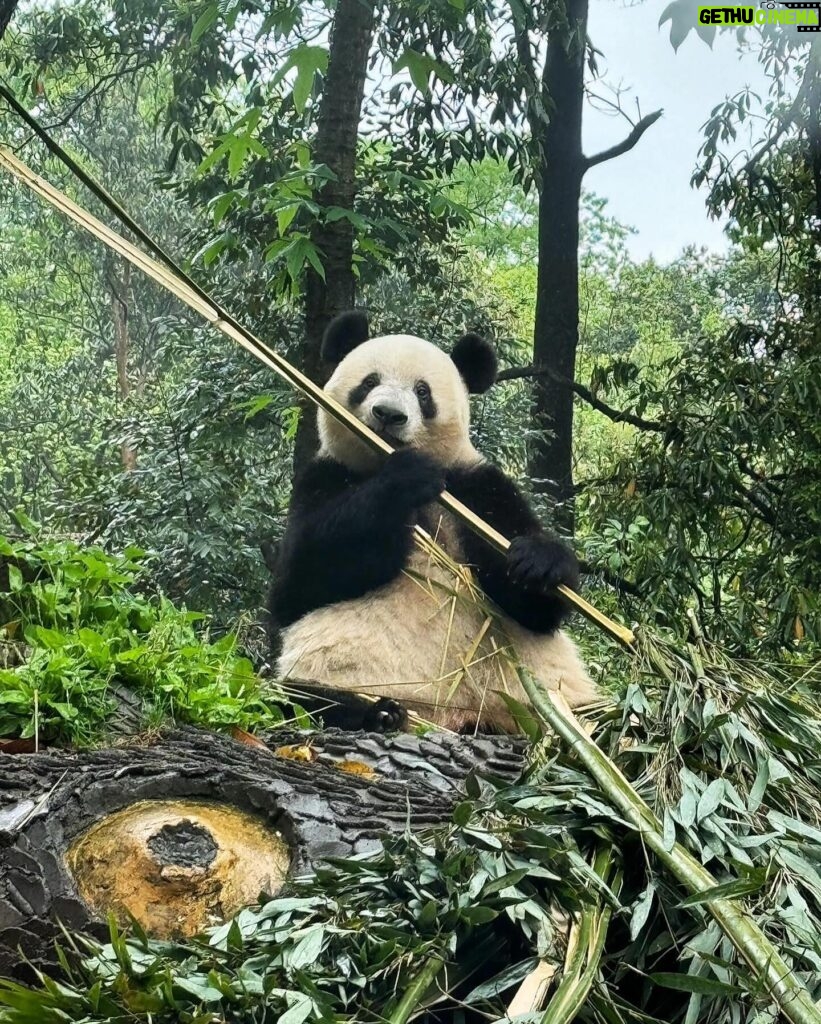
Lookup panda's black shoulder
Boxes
[446,460,518,503]
[445,460,542,537]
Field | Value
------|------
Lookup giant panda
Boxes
[267,311,598,734]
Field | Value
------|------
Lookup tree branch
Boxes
[0,0,20,40]
[579,559,644,599]
[495,364,667,432]
[583,109,663,171]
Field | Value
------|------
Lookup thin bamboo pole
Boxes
[0,139,634,647]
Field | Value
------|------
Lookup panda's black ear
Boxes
[321,310,370,365]
[451,333,498,394]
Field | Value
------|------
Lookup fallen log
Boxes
[0,726,526,979]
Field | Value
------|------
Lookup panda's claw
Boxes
[506,535,579,592]
[364,697,409,733]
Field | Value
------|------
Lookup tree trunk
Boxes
[0,0,20,40]
[806,41,821,308]
[0,726,525,979]
[293,0,378,475]
[528,0,588,537]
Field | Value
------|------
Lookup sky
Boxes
[582,0,774,262]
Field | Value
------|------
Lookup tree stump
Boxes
[0,726,526,979]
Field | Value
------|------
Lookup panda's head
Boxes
[318,311,498,472]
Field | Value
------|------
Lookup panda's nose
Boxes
[372,404,408,427]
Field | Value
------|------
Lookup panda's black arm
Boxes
[446,463,579,634]
[269,453,441,626]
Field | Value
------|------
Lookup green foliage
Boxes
[577,35,821,655]
[442,159,820,657]
[580,316,821,652]
[0,75,299,628]
[0,531,288,746]
[0,813,579,1022]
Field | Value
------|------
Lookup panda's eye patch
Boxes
[348,373,380,407]
[415,380,436,419]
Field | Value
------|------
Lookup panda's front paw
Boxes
[363,697,409,733]
[507,535,579,592]
[381,449,445,508]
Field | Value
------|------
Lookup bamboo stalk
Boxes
[0,136,634,649]
[516,666,821,1024]
[386,955,445,1024]
[540,847,619,1023]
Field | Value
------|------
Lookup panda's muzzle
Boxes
[372,404,409,428]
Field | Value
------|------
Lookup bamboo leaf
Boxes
[482,868,529,895]
[697,779,725,822]
[649,972,741,996]
[678,873,767,907]
[462,957,537,1004]
[629,882,655,940]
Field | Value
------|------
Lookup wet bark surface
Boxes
[0,0,20,41]
[0,726,526,978]
[528,0,589,535]
[293,0,378,472]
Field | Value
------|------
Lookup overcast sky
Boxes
[582,0,774,262]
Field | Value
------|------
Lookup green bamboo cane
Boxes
[516,665,821,1024]
[540,847,620,1024]
[386,955,445,1024]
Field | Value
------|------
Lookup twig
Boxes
[584,110,663,171]
[496,364,666,433]
[15,769,69,831]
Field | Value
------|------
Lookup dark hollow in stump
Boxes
[66,799,292,940]
[0,726,526,979]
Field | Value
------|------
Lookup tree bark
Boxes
[0,726,525,979]
[0,0,20,40]
[529,0,588,536]
[806,41,821,308]
[293,0,378,475]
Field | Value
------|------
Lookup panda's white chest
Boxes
[276,505,596,729]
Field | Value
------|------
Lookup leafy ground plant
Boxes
[0,528,289,746]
